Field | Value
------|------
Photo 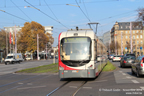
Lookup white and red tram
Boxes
[58,28,107,78]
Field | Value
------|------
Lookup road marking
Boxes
[140,87,144,90]
[18,83,23,85]
[88,80,107,83]
[131,80,139,83]
[122,73,126,75]
[83,87,92,89]
[27,83,32,85]
[17,85,46,90]
[69,86,77,88]
[126,76,132,79]
[119,71,123,73]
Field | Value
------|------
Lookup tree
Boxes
[125,41,131,53]
[0,29,6,50]
[17,21,49,53]
[137,8,144,21]
[110,41,120,54]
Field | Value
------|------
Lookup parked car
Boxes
[109,54,114,60]
[131,56,144,77]
[124,54,135,57]
[97,56,102,62]
[112,55,121,62]
[120,56,135,68]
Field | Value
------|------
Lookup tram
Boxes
[58,28,107,78]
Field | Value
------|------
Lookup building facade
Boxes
[4,26,53,35]
[111,21,144,56]
[103,31,111,46]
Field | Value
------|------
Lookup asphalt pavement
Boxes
[0,60,144,96]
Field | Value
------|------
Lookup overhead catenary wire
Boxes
[75,0,91,22]
[10,0,32,21]
[96,10,135,21]
[44,0,59,21]
[0,10,29,22]
[24,0,69,29]
[75,0,98,34]
[82,0,89,19]
[0,0,119,8]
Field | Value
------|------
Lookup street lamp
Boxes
[24,6,40,11]
[66,4,80,7]
[0,9,5,12]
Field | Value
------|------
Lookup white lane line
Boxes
[119,71,123,73]
[122,73,126,75]
[83,87,92,89]
[69,86,77,88]
[126,76,132,79]
[140,87,144,90]
[18,83,23,85]
[17,85,46,90]
[27,83,32,85]
[131,80,139,83]
[88,80,107,83]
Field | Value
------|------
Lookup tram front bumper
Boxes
[59,69,96,78]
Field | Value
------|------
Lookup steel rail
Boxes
[46,81,71,96]
[72,81,87,96]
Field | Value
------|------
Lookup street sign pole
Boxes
[130,22,133,53]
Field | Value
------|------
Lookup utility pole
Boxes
[46,43,47,59]
[114,34,117,55]
[121,32,123,55]
[15,25,17,53]
[130,22,133,54]
[5,28,8,56]
[109,40,111,56]
[37,34,39,60]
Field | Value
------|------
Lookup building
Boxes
[111,21,144,56]
[4,26,53,35]
[103,31,111,46]
[97,36,103,42]
[45,26,53,34]
[3,25,53,54]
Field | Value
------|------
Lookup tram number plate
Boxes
[64,70,68,72]
[72,70,78,73]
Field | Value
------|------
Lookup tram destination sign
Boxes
[64,37,89,43]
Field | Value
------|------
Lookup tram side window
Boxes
[94,40,97,60]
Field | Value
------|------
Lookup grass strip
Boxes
[102,61,116,72]
[16,61,115,73]
[15,63,58,73]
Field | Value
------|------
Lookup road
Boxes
[0,60,144,96]
[0,59,58,75]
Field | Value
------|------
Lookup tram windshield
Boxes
[60,37,91,61]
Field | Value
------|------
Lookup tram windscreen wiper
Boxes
[79,60,87,65]
[61,55,73,65]
[66,61,73,65]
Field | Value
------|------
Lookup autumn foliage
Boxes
[17,21,50,53]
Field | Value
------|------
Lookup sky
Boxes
[0,0,144,47]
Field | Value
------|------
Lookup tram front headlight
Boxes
[59,65,64,70]
[88,65,93,69]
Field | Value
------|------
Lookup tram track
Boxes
[46,80,87,96]
[46,81,71,96]
[72,81,87,96]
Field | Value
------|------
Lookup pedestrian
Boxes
[137,54,140,57]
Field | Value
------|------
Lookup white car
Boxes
[97,56,102,62]
[112,55,121,62]
[109,55,114,60]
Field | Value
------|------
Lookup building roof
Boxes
[117,22,142,30]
